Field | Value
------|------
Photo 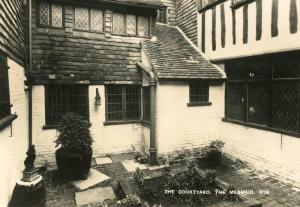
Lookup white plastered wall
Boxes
[0,58,28,207]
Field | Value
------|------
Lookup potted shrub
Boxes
[55,112,93,181]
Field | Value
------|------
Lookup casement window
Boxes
[45,85,89,126]
[113,12,150,37]
[142,87,150,122]
[157,9,167,23]
[189,81,210,105]
[106,85,140,122]
[0,53,11,120]
[39,2,63,28]
[225,52,300,134]
[74,7,104,32]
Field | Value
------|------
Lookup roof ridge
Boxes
[174,26,226,79]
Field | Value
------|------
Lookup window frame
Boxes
[224,52,300,136]
[73,6,105,33]
[0,52,12,120]
[142,87,150,123]
[188,81,212,107]
[38,1,64,29]
[44,84,89,127]
[105,85,141,124]
[156,8,167,24]
[112,11,150,38]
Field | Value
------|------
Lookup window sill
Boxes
[187,102,212,107]
[222,118,300,138]
[230,0,256,9]
[73,28,105,34]
[43,125,58,130]
[103,120,141,126]
[0,114,17,131]
[141,120,150,127]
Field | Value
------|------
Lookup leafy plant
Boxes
[55,112,93,154]
[202,140,225,167]
[119,194,142,207]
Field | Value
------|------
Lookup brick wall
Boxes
[176,0,199,45]
[0,58,28,207]
[32,85,145,158]
[155,80,224,154]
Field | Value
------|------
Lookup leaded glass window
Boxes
[225,52,300,134]
[90,9,103,31]
[126,14,137,35]
[106,85,141,121]
[138,16,149,37]
[51,4,63,28]
[74,7,89,30]
[113,13,125,35]
[39,2,50,26]
[189,82,209,103]
[39,2,63,28]
[46,85,89,125]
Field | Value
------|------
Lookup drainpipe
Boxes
[28,0,33,148]
[136,62,158,165]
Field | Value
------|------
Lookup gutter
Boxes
[136,61,158,165]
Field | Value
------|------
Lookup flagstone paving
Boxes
[41,153,300,207]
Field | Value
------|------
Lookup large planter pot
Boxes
[55,147,92,181]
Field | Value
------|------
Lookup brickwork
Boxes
[0,58,28,207]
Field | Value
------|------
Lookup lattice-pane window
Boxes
[106,85,123,121]
[90,9,103,31]
[248,83,269,125]
[75,7,89,30]
[0,53,10,120]
[138,16,149,37]
[143,87,150,122]
[46,85,88,125]
[51,4,63,28]
[39,2,50,26]
[157,9,167,23]
[106,85,140,121]
[189,81,209,103]
[226,82,245,121]
[113,13,125,35]
[225,52,300,134]
[126,14,137,35]
[272,83,298,132]
[126,86,140,120]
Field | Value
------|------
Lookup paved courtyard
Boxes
[39,153,300,207]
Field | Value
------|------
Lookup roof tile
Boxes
[143,24,224,80]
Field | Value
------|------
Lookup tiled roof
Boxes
[97,0,165,8]
[143,24,225,80]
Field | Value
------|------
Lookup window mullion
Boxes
[122,86,126,120]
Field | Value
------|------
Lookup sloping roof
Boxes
[143,24,225,80]
[96,0,165,8]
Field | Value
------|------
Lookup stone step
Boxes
[75,186,116,206]
[71,169,111,191]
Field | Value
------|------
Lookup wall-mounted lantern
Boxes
[95,88,101,106]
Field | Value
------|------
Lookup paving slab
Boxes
[71,169,110,191]
[121,159,147,172]
[95,157,113,165]
[75,186,116,206]
[110,153,135,162]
